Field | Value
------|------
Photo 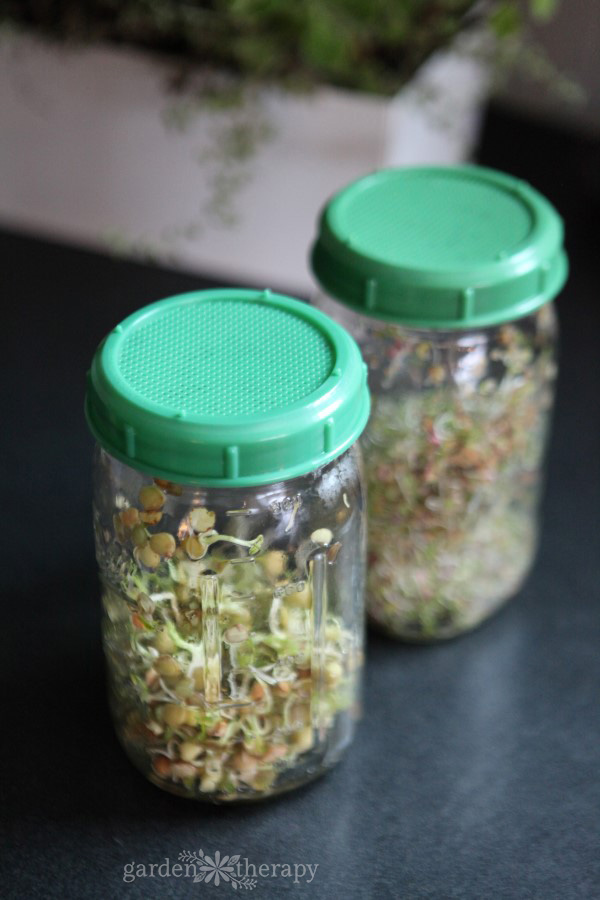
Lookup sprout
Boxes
[189,507,216,533]
[103,489,359,801]
[364,318,556,639]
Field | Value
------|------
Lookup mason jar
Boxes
[86,288,369,801]
[311,166,567,641]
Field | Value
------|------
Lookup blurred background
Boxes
[0,0,598,294]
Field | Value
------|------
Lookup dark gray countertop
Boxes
[2,107,599,899]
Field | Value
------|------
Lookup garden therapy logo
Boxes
[122,849,319,887]
[180,850,256,889]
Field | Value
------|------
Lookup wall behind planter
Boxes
[499,0,600,136]
[0,35,487,294]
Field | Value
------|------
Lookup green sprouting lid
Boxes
[311,165,568,328]
[85,288,370,486]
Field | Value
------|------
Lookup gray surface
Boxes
[2,110,599,898]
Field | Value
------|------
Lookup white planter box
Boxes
[0,35,488,294]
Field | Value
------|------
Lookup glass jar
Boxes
[86,288,369,801]
[311,166,567,641]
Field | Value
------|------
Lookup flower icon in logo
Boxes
[197,851,238,886]
[179,849,257,890]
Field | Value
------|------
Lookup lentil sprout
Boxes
[97,469,363,801]
[363,307,558,639]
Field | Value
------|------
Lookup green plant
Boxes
[0,1,565,96]
[0,1,572,249]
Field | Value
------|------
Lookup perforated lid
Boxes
[311,165,568,328]
[85,288,370,486]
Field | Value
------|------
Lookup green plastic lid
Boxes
[85,288,370,486]
[311,165,568,328]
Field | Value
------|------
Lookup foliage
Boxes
[1,1,563,97]
[0,1,569,247]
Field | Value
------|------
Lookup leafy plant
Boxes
[0,1,571,247]
[1,1,565,96]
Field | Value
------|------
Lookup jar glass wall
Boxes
[315,291,558,640]
[95,446,365,801]
[86,288,370,802]
[95,446,365,800]
[86,288,370,800]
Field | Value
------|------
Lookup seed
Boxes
[310,528,333,546]
[208,721,227,738]
[327,542,342,563]
[498,325,516,346]
[325,660,344,686]
[189,507,216,533]
[224,624,249,644]
[260,550,287,579]
[184,708,200,727]
[175,583,190,603]
[243,736,266,757]
[120,507,139,528]
[262,744,288,763]
[140,510,163,525]
[251,769,277,792]
[449,446,482,469]
[183,535,207,560]
[275,682,291,696]
[291,726,314,754]
[171,762,198,780]
[139,485,165,511]
[205,758,223,779]
[179,741,202,762]
[155,657,182,679]
[232,750,258,783]
[138,544,161,569]
[131,612,145,630]
[227,606,251,626]
[174,678,194,699]
[146,718,163,735]
[272,660,294,681]
[200,776,218,793]
[427,364,446,384]
[131,525,148,547]
[145,668,159,687]
[191,667,204,691]
[250,682,265,702]
[154,628,175,654]
[335,507,350,525]
[185,610,201,630]
[286,584,312,609]
[152,755,172,778]
[162,704,188,728]
[149,532,176,558]
[154,477,183,496]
